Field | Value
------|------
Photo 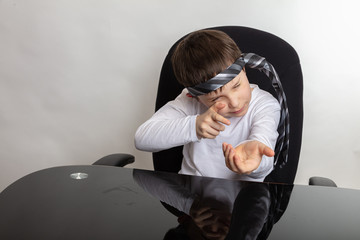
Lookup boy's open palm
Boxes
[196,103,230,139]
[222,141,275,174]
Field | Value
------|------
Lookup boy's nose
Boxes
[229,97,239,109]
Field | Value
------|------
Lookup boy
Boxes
[135,29,280,182]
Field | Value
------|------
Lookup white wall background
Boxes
[1,0,359,192]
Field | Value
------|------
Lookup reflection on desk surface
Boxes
[134,169,293,240]
[1,165,360,240]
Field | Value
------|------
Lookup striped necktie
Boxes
[243,53,289,168]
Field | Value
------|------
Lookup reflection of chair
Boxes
[153,26,303,184]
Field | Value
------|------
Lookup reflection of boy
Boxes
[135,29,280,181]
[133,169,238,239]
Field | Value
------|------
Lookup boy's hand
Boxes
[196,103,230,139]
[222,141,274,174]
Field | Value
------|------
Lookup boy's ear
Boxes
[186,93,200,101]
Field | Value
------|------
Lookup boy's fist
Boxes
[196,103,230,139]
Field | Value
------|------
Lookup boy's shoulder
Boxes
[250,84,280,109]
[169,88,205,113]
[174,88,195,103]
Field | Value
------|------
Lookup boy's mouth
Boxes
[230,104,246,115]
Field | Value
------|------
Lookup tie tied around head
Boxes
[187,53,290,168]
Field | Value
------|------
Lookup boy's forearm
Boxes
[248,106,280,150]
[134,115,199,152]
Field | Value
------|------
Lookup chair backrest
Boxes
[153,26,303,184]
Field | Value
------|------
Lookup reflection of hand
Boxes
[189,198,231,240]
[223,141,274,174]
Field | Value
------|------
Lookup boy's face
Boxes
[197,70,252,118]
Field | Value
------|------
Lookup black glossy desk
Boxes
[0,165,359,239]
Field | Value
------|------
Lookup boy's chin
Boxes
[224,111,247,118]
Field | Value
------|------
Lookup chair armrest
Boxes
[309,176,337,187]
[93,153,135,167]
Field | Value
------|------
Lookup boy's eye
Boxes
[234,83,240,88]
[211,97,220,102]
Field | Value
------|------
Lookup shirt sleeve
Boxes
[134,90,199,152]
[242,90,281,180]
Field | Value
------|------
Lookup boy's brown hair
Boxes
[171,29,242,87]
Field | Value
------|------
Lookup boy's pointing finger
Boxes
[212,111,230,126]
[211,102,225,113]
[210,103,230,125]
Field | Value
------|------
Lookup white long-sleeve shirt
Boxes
[135,84,280,181]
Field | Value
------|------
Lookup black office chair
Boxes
[153,26,302,184]
[94,26,336,187]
